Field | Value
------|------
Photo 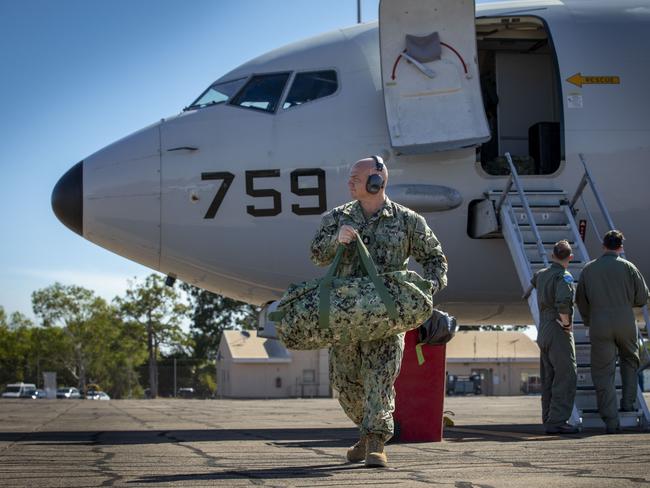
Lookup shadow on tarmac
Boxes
[129,464,369,484]
[0,424,616,448]
[443,423,615,442]
[0,427,359,446]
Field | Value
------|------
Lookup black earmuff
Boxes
[366,155,385,194]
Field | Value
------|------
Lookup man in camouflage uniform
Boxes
[310,156,447,467]
[576,230,650,433]
[530,240,578,434]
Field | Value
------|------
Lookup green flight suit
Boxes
[531,262,577,428]
[576,252,650,427]
[310,197,447,441]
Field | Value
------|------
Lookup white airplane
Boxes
[52,0,650,327]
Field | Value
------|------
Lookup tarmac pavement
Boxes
[1,395,650,487]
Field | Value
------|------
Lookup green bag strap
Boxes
[354,237,399,322]
[415,343,425,366]
[318,245,346,329]
[318,237,399,329]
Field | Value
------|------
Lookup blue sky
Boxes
[0,0,501,320]
[0,0,384,319]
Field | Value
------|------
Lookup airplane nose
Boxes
[52,161,83,236]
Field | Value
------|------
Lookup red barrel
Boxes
[393,329,446,442]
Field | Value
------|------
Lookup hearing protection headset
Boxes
[366,155,385,194]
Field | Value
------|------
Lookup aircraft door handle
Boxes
[167,146,198,152]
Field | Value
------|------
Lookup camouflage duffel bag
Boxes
[268,238,433,350]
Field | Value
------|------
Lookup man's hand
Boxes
[431,278,440,296]
[337,225,357,245]
[556,314,572,333]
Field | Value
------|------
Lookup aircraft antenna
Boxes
[357,0,362,23]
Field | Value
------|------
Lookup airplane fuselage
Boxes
[52,0,650,324]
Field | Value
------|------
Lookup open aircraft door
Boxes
[379,0,490,154]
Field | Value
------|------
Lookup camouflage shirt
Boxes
[310,198,447,292]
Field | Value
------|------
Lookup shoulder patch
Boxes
[563,272,574,284]
[414,214,428,235]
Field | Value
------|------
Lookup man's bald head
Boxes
[351,157,389,181]
[348,156,389,201]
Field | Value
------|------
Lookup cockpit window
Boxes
[283,70,338,109]
[186,77,247,110]
[230,73,291,113]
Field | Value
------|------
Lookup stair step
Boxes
[523,243,586,263]
[572,324,589,343]
[576,343,591,366]
[576,389,624,411]
[488,192,568,207]
[581,410,642,429]
[489,190,567,194]
[577,367,623,388]
[529,260,583,265]
[508,206,568,226]
[577,385,623,391]
[518,224,571,230]
[489,190,568,207]
[519,227,575,243]
[531,262,583,281]
[524,241,576,245]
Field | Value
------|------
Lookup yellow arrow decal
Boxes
[567,73,620,88]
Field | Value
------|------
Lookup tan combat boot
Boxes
[365,433,388,468]
[346,434,368,463]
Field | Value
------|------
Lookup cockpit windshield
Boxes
[185,77,247,111]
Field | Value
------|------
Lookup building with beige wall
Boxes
[216,330,330,398]
[446,330,540,396]
[216,329,539,398]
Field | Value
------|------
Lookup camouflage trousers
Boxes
[329,332,405,442]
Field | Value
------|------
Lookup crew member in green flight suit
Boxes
[576,230,650,433]
[531,240,579,434]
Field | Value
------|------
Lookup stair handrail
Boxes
[504,153,549,268]
[569,153,650,330]
[494,173,514,215]
[569,154,616,229]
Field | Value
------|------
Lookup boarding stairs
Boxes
[489,153,650,430]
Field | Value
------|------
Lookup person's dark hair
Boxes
[603,230,624,250]
[553,240,572,260]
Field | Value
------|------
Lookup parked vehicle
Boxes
[87,391,110,400]
[56,387,81,399]
[83,383,101,399]
[177,387,195,399]
[446,374,482,396]
[31,389,48,399]
[1,383,37,398]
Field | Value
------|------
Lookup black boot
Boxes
[545,422,579,434]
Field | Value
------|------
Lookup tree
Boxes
[83,304,147,399]
[0,305,72,387]
[8,311,34,330]
[0,313,33,385]
[181,283,259,361]
[116,274,189,398]
[30,282,148,397]
[1,287,146,397]
[32,283,106,390]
